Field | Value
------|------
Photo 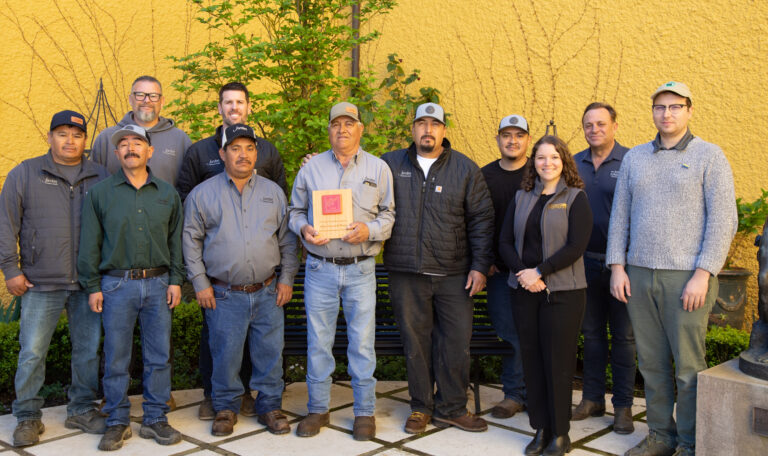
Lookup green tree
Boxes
[168,0,440,182]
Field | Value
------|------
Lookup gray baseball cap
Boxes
[414,103,445,124]
[111,124,150,147]
[329,102,361,123]
[498,114,529,133]
[651,81,692,102]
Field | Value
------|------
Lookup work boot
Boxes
[258,409,290,435]
[65,409,107,434]
[524,428,551,455]
[404,411,431,434]
[98,424,131,451]
[353,416,376,441]
[624,431,676,456]
[432,411,488,432]
[613,406,634,434]
[138,421,182,445]
[13,420,45,447]
[212,410,237,436]
[198,397,215,420]
[491,398,525,418]
[296,412,330,437]
[571,399,605,420]
[240,393,257,417]
[543,434,571,456]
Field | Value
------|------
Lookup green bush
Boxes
[705,325,750,368]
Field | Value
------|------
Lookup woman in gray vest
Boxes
[499,135,593,456]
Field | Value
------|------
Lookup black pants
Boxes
[200,306,252,397]
[512,287,585,436]
[389,272,473,418]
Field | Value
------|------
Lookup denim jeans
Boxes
[581,258,636,407]
[485,272,526,404]
[625,266,716,450]
[199,305,253,398]
[206,281,284,414]
[101,273,172,426]
[304,256,376,416]
[13,289,101,421]
[389,272,473,419]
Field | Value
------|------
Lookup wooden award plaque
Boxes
[312,188,353,239]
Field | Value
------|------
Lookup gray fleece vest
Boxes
[507,179,586,292]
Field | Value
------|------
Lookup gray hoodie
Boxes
[89,112,191,186]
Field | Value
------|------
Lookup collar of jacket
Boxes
[532,176,568,198]
[406,137,452,168]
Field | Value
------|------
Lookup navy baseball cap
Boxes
[222,123,257,149]
[50,110,87,132]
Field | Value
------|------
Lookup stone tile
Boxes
[281,382,355,416]
[183,451,221,456]
[569,449,606,456]
[404,422,531,456]
[169,388,204,409]
[484,410,534,433]
[569,414,614,441]
[390,384,504,414]
[26,422,198,456]
[165,400,270,444]
[0,404,77,447]
[375,450,417,456]
[571,389,646,417]
[337,380,409,395]
[584,420,649,455]
[218,425,381,455]
[329,397,437,443]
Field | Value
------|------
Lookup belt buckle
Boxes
[129,269,146,280]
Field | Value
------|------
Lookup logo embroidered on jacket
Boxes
[610,170,620,178]
[42,176,58,186]
[399,171,411,178]
[548,203,567,209]
[435,186,443,193]
[162,149,177,156]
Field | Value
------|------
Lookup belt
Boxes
[308,252,370,265]
[106,267,168,280]
[584,251,606,261]
[211,273,276,293]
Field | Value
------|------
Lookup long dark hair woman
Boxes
[499,135,592,456]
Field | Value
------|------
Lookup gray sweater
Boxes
[606,136,737,276]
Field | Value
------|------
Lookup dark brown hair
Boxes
[521,135,584,191]
[219,82,250,103]
[582,102,617,122]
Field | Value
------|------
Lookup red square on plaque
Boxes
[321,194,342,214]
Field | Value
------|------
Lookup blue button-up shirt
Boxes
[574,141,629,254]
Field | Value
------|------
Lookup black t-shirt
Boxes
[481,159,527,270]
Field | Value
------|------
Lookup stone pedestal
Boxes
[697,359,768,455]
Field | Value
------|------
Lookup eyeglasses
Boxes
[132,92,162,102]
[652,104,686,114]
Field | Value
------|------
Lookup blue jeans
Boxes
[625,266,716,450]
[101,273,172,426]
[304,256,376,416]
[206,281,284,414]
[485,272,526,404]
[13,289,101,421]
[581,258,636,407]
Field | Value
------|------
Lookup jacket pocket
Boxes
[20,230,38,267]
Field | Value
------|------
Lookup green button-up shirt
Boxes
[77,168,185,293]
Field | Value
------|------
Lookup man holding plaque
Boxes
[381,103,494,434]
[288,101,395,441]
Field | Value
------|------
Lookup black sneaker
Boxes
[138,421,182,445]
[98,424,131,451]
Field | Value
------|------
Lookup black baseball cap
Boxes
[50,110,87,132]
[222,124,257,149]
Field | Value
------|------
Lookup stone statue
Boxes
[739,217,768,380]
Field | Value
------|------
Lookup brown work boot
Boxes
[296,412,330,437]
[166,393,177,411]
[404,411,431,434]
[211,410,237,436]
[432,411,488,432]
[353,416,376,441]
[98,424,131,451]
[613,407,635,434]
[198,397,215,420]
[258,409,291,435]
[240,393,256,417]
[571,399,605,420]
[491,398,525,418]
[13,420,45,447]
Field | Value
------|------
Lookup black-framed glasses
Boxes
[132,91,162,102]
[652,104,686,114]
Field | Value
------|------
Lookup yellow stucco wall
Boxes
[1,0,767,325]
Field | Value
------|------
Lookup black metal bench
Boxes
[283,264,513,414]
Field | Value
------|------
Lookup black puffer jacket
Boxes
[381,139,494,275]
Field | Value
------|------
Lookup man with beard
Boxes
[176,82,288,420]
[381,103,494,434]
[176,82,287,200]
[479,114,530,419]
[183,123,298,436]
[78,124,185,451]
[91,76,191,186]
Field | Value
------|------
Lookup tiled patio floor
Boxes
[0,382,648,455]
